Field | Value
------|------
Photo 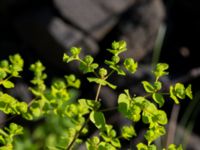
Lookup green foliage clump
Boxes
[0,41,193,150]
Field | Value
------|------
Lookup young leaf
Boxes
[86,136,100,150]
[105,60,125,76]
[110,138,121,148]
[0,70,7,79]
[136,143,148,150]
[153,81,162,91]
[121,125,136,140]
[155,110,168,125]
[142,81,155,93]
[118,91,131,116]
[170,86,179,104]
[144,125,166,145]
[80,55,99,74]
[167,144,183,150]
[90,111,106,130]
[124,58,138,74]
[185,84,193,99]
[153,63,169,80]
[87,77,116,89]
[152,93,165,107]
[78,99,100,110]
[107,40,127,56]
[175,83,185,99]
[99,68,108,78]
[2,80,14,88]
[65,74,81,88]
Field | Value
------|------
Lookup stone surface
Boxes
[119,0,165,61]
[53,0,117,40]
[95,0,136,14]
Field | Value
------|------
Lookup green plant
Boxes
[0,41,192,150]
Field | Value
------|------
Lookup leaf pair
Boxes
[170,83,192,104]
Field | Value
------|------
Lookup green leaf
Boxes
[105,60,125,76]
[8,123,23,135]
[86,136,100,150]
[152,93,165,107]
[124,58,138,74]
[154,110,168,125]
[142,81,155,93]
[63,53,70,62]
[153,81,162,91]
[121,125,136,140]
[80,55,99,74]
[185,84,193,99]
[144,125,166,144]
[175,83,185,99]
[153,63,169,80]
[170,86,179,104]
[90,111,106,130]
[70,47,81,56]
[78,99,100,110]
[136,143,148,150]
[148,145,157,150]
[0,70,7,79]
[87,77,116,89]
[99,68,108,78]
[107,40,127,56]
[168,144,183,150]
[118,91,131,116]
[111,138,121,148]
[65,74,81,88]
[98,142,116,150]
[2,80,14,88]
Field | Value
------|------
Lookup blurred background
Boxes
[0,0,200,149]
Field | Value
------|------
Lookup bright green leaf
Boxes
[142,81,155,93]
[175,83,185,99]
[2,80,14,88]
[121,125,136,140]
[185,84,193,99]
[153,63,169,80]
[111,138,121,148]
[124,58,138,74]
[170,86,179,104]
[152,93,165,107]
[136,143,148,150]
[87,77,116,89]
[90,111,106,130]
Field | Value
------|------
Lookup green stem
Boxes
[66,117,90,150]
[99,107,117,112]
[95,84,102,101]
[106,70,115,79]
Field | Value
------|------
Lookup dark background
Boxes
[0,0,200,149]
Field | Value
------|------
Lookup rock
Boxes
[119,0,165,61]
[53,0,117,40]
[94,0,136,14]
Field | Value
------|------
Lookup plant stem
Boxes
[66,117,90,150]
[95,84,102,101]
[100,107,117,112]
[106,70,115,79]
[67,83,102,149]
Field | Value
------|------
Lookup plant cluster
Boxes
[0,41,192,150]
